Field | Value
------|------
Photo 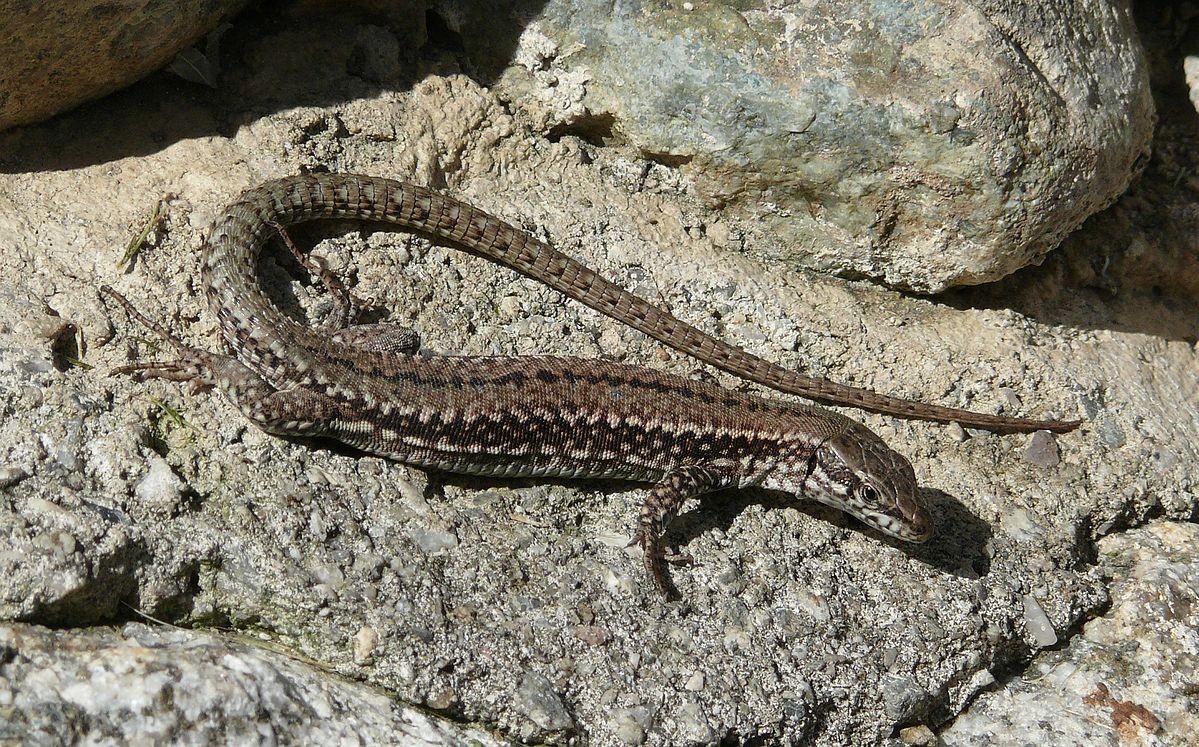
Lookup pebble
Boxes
[0,465,29,489]
[514,672,574,731]
[352,625,378,665]
[1021,431,1061,468]
[1022,594,1058,647]
[134,455,186,514]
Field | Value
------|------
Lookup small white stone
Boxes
[1022,594,1058,648]
[352,624,379,664]
[134,455,186,514]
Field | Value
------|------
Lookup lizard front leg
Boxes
[630,463,739,598]
[271,221,422,354]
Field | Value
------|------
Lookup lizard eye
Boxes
[859,484,881,505]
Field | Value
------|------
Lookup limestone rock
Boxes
[0,623,502,746]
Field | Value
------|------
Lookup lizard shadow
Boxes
[314,433,994,582]
[665,485,993,579]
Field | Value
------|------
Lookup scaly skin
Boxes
[102,173,1075,594]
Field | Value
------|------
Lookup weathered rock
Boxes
[0,623,502,746]
[2,1,1153,291]
[941,522,1199,745]
[458,0,1154,291]
[0,288,154,625]
[0,1,250,131]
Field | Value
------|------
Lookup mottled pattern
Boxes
[108,174,941,594]
[206,174,1079,433]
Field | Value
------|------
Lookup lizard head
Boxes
[764,422,932,542]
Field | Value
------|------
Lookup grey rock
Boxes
[942,522,1199,744]
[0,622,502,746]
[134,455,188,516]
[1020,594,1058,648]
[673,699,717,744]
[513,671,575,736]
[613,706,652,745]
[881,674,929,722]
[0,465,29,489]
[1098,420,1127,449]
[408,523,460,554]
[466,0,1153,291]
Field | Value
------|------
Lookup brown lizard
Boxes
[102,174,1079,595]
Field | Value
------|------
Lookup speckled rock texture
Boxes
[940,522,1199,745]
[0,2,1194,745]
[0,622,504,746]
[0,0,251,131]
[461,0,1154,291]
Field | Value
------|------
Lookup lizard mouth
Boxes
[900,507,934,542]
[885,491,933,542]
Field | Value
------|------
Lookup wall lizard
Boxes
[101,173,1080,595]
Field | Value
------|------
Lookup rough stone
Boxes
[457,0,1154,291]
[0,622,502,746]
[513,671,575,737]
[941,522,1199,745]
[1020,430,1061,468]
[0,1,251,131]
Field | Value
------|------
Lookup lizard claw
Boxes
[626,525,679,599]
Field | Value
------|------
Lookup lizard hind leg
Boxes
[102,285,343,437]
[100,285,218,390]
[269,221,421,354]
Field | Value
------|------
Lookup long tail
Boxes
[205,174,1080,434]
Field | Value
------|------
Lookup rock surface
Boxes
[0,2,1194,746]
[0,0,250,131]
[0,622,503,746]
[0,0,1154,291]
[940,522,1199,745]
[459,0,1154,291]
